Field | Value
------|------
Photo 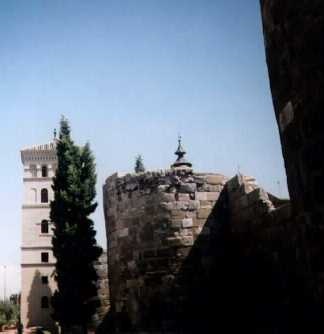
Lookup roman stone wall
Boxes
[102,169,296,332]
[90,252,110,330]
[260,1,324,216]
[103,169,227,331]
[260,1,324,330]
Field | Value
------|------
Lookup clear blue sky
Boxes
[0,0,288,296]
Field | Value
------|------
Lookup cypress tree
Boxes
[50,117,102,333]
[134,154,145,173]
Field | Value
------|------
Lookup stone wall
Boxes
[91,252,110,329]
[260,1,324,330]
[103,169,227,331]
[103,170,295,332]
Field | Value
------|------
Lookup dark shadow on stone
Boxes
[95,306,132,334]
[100,183,324,333]
[171,187,321,333]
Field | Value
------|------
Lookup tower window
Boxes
[41,276,48,284]
[41,252,49,263]
[41,165,48,177]
[41,189,48,203]
[41,220,49,234]
[41,296,49,309]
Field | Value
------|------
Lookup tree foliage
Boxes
[50,117,102,331]
[0,299,19,328]
[134,154,145,173]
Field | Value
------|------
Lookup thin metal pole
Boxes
[3,265,6,301]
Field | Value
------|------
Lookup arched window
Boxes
[41,296,49,309]
[41,189,48,203]
[41,165,48,177]
[41,220,49,234]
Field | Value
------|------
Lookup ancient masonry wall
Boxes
[103,169,292,332]
[91,252,110,329]
[260,2,324,330]
[103,169,227,330]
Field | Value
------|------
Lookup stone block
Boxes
[174,201,189,210]
[161,193,175,202]
[180,236,194,246]
[193,176,206,185]
[157,185,169,192]
[197,208,212,219]
[180,229,192,236]
[118,228,129,238]
[179,183,197,193]
[178,193,190,201]
[125,182,138,191]
[166,236,182,247]
[206,192,220,201]
[195,192,208,201]
[182,218,193,228]
[161,202,175,211]
[194,226,202,235]
[195,218,206,227]
[171,220,182,228]
[171,210,186,219]
[187,200,200,211]
[203,184,223,192]
[199,200,213,208]
[206,174,225,185]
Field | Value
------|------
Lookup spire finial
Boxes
[171,135,192,169]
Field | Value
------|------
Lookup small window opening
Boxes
[41,252,49,263]
[41,165,48,177]
[41,296,49,308]
[41,220,49,234]
[41,189,48,203]
[41,276,48,284]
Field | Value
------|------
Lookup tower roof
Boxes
[21,135,58,164]
[171,136,192,169]
[21,141,57,153]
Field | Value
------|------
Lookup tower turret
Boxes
[171,136,192,169]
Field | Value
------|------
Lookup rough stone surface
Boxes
[261,1,324,331]
[89,252,110,331]
[103,170,227,332]
[102,170,292,333]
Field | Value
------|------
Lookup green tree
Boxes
[0,300,19,328]
[50,117,102,333]
[134,154,145,173]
